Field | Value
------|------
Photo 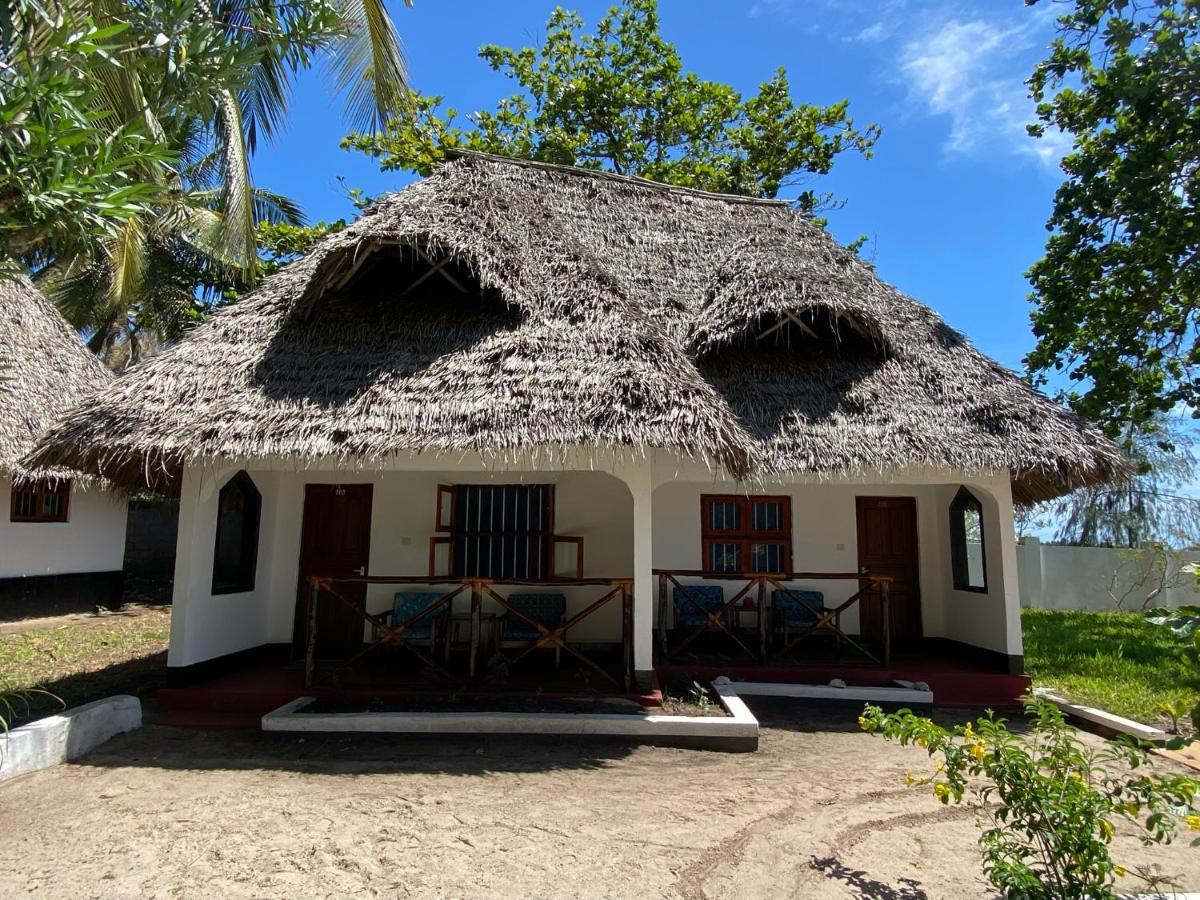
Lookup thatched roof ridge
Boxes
[0,275,110,481]
[26,152,1124,501]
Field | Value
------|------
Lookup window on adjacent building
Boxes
[700,494,792,574]
[212,471,262,594]
[949,486,987,592]
[9,479,70,523]
[439,484,555,580]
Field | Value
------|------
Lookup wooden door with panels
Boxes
[292,484,374,659]
[855,496,921,645]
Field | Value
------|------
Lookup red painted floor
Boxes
[153,645,1028,730]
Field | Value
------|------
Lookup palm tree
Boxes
[13,0,413,362]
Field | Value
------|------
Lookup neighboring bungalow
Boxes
[0,276,127,608]
[27,152,1122,706]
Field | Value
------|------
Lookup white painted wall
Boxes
[1018,539,1200,611]
[0,475,127,578]
[167,452,1024,668]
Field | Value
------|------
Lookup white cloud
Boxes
[852,21,893,43]
[897,12,1065,168]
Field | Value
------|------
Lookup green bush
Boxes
[860,699,1199,898]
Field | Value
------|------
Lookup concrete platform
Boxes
[261,681,759,752]
[1,695,141,782]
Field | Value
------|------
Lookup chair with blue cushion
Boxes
[771,588,840,654]
[672,585,729,631]
[499,593,567,669]
[371,591,451,658]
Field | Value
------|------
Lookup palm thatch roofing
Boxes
[1,275,111,482]
[26,151,1123,502]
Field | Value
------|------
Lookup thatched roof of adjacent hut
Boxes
[25,151,1124,502]
[0,275,110,482]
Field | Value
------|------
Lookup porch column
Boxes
[619,461,656,688]
[992,476,1025,666]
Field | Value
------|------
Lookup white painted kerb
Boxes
[0,696,141,783]
[728,681,934,705]
[1035,688,1168,744]
[263,681,758,746]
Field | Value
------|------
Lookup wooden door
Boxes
[293,484,373,659]
[856,496,921,646]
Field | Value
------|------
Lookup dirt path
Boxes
[1,701,1197,898]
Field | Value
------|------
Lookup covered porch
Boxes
[162,454,1028,715]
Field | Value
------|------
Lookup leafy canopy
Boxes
[344,0,880,207]
[1024,0,1200,432]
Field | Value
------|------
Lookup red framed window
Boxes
[10,479,71,523]
[700,494,792,574]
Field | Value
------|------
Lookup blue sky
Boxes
[255,0,1066,373]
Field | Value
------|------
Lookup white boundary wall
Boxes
[1018,537,1200,611]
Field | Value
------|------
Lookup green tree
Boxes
[0,6,168,267]
[1053,415,1200,548]
[344,0,880,208]
[7,0,411,361]
[1025,0,1200,432]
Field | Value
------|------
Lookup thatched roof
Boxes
[26,151,1124,502]
[0,275,110,482]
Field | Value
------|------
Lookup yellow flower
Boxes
[858,716,870,731]
[934,761,945,774]
[1114,865,1127,878]
[1187,814,1200,831]
[1099,819,1115,840]
[963,723,975,739]
[969,742,986,762]
[934,783,950,803]
[905,772,916,786]
[917,736,928,749]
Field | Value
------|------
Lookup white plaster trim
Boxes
[0,696,141,783]
[261,684,758,746]
[727,680,934,705]
[1035,688,1168,744]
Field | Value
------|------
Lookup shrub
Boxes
[859,699,1199,898]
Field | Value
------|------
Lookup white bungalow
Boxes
[28,153,1121,708]
[1,277,127,609]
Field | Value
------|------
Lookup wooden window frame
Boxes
[211,471,262,595]
[9,479,71,523]
[700,494,793,575]
[428,483,584,580]
[949,486,988,593]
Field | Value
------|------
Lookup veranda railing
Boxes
[653,569,893,666]
[304,574,634,690]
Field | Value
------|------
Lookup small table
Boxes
[449,612,497,678]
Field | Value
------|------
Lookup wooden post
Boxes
[305,580,319,688]
[880,580,892,668]
[757,575,767,662]
[469,580,481,680]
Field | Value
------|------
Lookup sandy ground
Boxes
[2,701,1198,899]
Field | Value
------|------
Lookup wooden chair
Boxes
[671,585,731,634]
[371,591,451,659]
[771,589,840,655]
[498,593,567,669]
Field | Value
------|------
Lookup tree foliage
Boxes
[4,0,410,362]
[1025,0,1200,431]
[344,0,880,207]
[0,7,168,267]
[1052,415,1200,547]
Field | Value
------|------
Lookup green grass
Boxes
[0,610,170,725]
[1022,608,1200,725]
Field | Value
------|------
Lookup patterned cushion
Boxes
[673,585,726,627]
[502,593,566,639]
[772,589,825,627]
[389,592,446,638]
